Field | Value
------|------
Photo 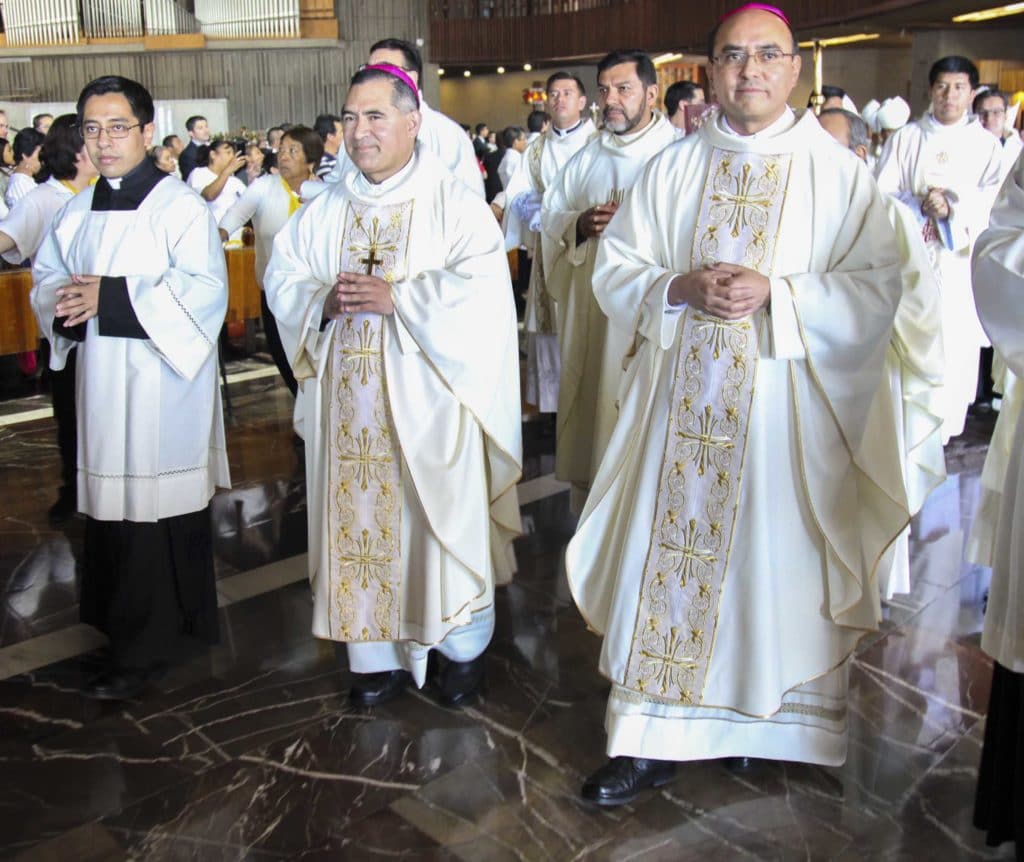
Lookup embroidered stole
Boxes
[326,200,414,641]
[622,149,793,704]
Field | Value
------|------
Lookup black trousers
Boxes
[974,660,1023,858]
[81,506,219,668]
[261,291,297,397]
[50,344,78,493]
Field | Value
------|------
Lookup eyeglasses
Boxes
[977,108,1006,117]
[712,49,797,68]
[80,121,142,140]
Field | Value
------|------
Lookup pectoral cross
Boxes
[360,245,383,276]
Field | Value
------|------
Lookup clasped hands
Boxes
[323,271,394,320]
[921,187,950,220]
[667,262,770,320]
[54,275,102,328]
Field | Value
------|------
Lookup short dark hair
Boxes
[195,144,211,168]
[821,85,846,100]
[267,126,284,139]
[370,38,423,80]
[77,76,155,126]
[162,134,180,148]
[597,50,657,89]
[973,88,1007,113]
[527,110,548,133]
[282,125,324,167]
[313,113,342,141]
[665,80,702,115]
[348,67,419,113]
[546,72,586,97]
[929,56,979,89]
[475,122,489,135]
[12,127,44,165]
[37,114,83,182]
[500,126,525,149]
[707,14,799,60]
[185,115,206,133]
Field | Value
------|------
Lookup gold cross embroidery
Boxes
[639,626,698,698]
[339,528,394,590]
[693,314,751,360]
[340,318,379,386]
[661,518,718,588]
[679,404,734,476]
[712,161,774,239]
[344,426,392,492]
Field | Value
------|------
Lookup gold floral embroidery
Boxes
[327,200,414,641]
[622,148,792,703]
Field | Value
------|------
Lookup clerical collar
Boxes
[925,111,969,130]
[719,107,796,139]
[612,112,661,145]
[551,119,585,138]
[91,156,167,212]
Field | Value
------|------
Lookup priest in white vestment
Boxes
[541,51,676,512]
[31,76,230,701]
[819,107,946,599]
[969,150,1024,855]
[504,72,596,413]
[264,66,522,709]
[313,38,483,199]
[220,125,324,399]
[0,116,98,523]
[567,6,907,807]
[875,56,1003,443]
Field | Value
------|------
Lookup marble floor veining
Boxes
[0,359,1015,861]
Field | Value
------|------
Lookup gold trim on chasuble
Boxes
[327,200,414,641]
[622,148,793,704]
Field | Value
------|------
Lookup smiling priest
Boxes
[31,76,230,701]
[264,65,522,708]
[566,5,908,806]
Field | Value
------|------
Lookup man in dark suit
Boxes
[177,114,210,182]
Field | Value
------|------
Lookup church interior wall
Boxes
[0,45,368,133]
[910,29,1024,114]
[793,45,913,115]
[439,65,600,131]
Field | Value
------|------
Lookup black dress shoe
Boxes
[437,655,486,708]
[581,756,677,807]
[82,666,152,701]
[349,670,411,707]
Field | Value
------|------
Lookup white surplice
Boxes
[504,118,597,412]
[875,113,1003,442]
[541,112,676,508]
[263,147,522,682]
[31,170,230,522]
[875,195,946,599]
[970,151,1024,673]
[567,109,907,766]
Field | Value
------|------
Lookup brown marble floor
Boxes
[0,361,1014,861]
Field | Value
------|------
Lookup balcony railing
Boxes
[0,0,300,46]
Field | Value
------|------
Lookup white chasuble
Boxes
[875,196,946,599]
[567,110,906,765]
[541,113,676,508]
[32,166,230,522]
[969,152,1024,672]
[503,120,597,411]
[264,148,523,652]
[875,114,1003,441]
